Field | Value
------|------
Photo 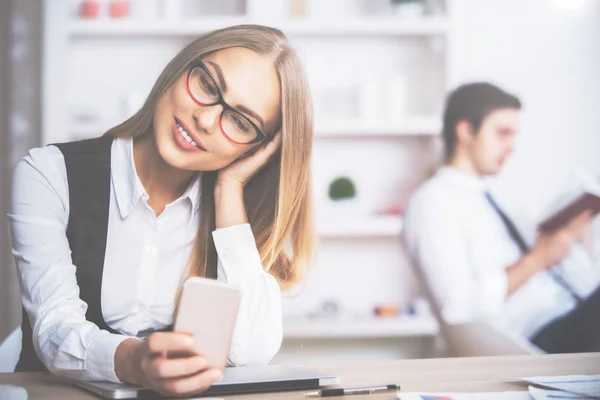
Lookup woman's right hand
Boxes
[115,332,223,397]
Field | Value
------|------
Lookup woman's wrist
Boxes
[214,179,247,229]
[114,338,143,385]
[215,178,244,195]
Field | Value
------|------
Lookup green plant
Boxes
[328,177,356,201]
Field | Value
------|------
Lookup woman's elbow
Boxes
[228,330,283,367]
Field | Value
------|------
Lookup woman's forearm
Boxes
[213,179,283,365]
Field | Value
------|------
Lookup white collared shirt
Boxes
[9,137,282,382]
[403,166,600,339]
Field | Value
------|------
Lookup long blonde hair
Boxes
[107,25,315,291]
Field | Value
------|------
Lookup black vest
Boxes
[15,135,214,372]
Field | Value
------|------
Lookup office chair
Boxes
[0,327,22,372]
[404,247,540,357]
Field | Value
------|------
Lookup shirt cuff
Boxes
[477,270,509,316]
[85,331,131,382]
[212,223,264,284]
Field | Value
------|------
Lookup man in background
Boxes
[403,82,600,353]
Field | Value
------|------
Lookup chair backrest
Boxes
[0,327,22,372]
[403,240,538,357]
[441,321,540,357]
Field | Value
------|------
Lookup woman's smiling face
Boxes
[153,47,281,171]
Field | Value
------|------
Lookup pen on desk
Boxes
[305,384,400,397]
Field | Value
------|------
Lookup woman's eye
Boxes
[201,77,217,95]
[233,116,250,132]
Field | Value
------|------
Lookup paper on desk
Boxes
[0,385,28,400]
[529,386,597,399]
[520,375,600,398]
[396,391,531,399]
[396,386,595,400]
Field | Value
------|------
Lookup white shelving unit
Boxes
[43,0,454,363]
[315,117,441,137]
[69,117,440,141]
[68,17,450,37]
[284,315,438,339]
[68,122,113,140]
[317,216,403,238]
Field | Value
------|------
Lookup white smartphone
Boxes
[173,277,242,369]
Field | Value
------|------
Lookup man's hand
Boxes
[531,210,593,269]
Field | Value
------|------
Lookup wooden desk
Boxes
[1,353,599,399]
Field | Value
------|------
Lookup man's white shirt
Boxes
[403,166,600,339]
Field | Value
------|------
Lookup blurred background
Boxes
[1,0,599,366]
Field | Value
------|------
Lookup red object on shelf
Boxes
[381,205,404,216]
[109,0,129,18]
[79,0,100,19]
[373,304,400,317]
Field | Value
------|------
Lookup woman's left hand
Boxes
[217,131,282,188]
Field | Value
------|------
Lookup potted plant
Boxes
[328,176,357,206]
[390,0,425,16]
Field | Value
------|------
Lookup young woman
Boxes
[10,24,314,396]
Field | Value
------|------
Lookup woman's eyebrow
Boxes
[206,60,266,129]
[237,105,265,130]
[206,60,228,92]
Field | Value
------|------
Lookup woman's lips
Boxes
[172,117,207,152]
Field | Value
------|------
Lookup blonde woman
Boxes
[10,25,314,396]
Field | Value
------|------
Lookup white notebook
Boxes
[520,375,600,399]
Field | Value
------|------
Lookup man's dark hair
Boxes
[442,82,521,159]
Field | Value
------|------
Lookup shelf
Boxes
[69,122,112,138]
[317,215,403,238]
[315,117,441,137]
[283,315,438,339]
[68,17,450,37]
[69,117,440,141]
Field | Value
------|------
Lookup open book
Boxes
[538,173,600,233]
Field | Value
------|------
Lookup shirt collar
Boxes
[112,138,202,221]
[112,138,145,219]
[435,165,490,193]
[182,173,202,223]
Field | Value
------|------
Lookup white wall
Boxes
[25,0,600,366]
[283,0,600,328]
[449,0,600,218]
[41,0,447,365]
